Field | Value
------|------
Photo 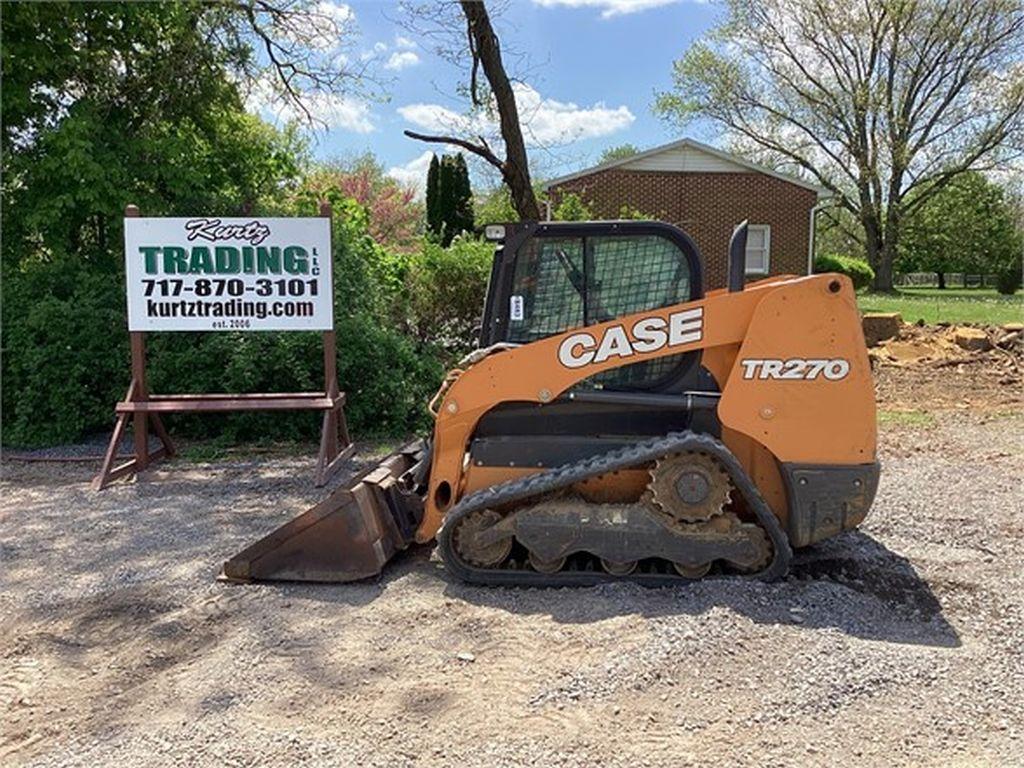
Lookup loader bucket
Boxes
[221,443,426,583]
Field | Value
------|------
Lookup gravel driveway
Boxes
[2,413,1022,767]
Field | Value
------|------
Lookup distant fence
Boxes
[895,272,999,288]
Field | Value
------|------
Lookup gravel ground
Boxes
[2,412,1023,767]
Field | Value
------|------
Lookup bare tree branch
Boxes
[206,0,378,129]
[404,129,503,169]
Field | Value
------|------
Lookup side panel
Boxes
[716,275,876,465]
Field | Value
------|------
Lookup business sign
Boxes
[124,217,334,331]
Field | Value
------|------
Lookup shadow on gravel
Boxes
[268,532,960,648]
[434,531,961,649]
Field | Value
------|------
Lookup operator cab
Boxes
[480,220,707,393]
[472,221,720,458]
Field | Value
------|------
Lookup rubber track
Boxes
[437,431,792,586]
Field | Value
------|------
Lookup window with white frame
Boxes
[745,225,771,275]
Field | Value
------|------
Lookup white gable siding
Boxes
[619,145,746,173]
[542,138,827,195]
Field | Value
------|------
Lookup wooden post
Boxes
[93,205,176,490]
[322,199,340,462]
[126,205,151,470]
[314,200,354,486]
[130,349,149,468]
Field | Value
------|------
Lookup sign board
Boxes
[124,217,334,331]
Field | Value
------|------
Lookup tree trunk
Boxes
[874,240,896,293]
[937,272,946,289]
[862,210,888,292]
[460,1,540,221]
[870,202,901,293]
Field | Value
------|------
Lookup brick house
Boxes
[543,138,828,289]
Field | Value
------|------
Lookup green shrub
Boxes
[2,258,131,446]
[617,204,653,220]
[406,234,494,355]
[474,187,518,229]
[334,314,443,437]
[553,192,593,222]
[1,272,444,448]
[813,254,875,290]
[995,267,1021,295]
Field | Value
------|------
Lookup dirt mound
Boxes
[869,322,1023,412]
[869,322,1021,365]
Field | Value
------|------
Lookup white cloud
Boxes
[247,76,375,133]
[532,0,680,18]
[315,0,354,25]
[517,85,635,143]
[394,35,417,49]
[397,83,635,146]
[398,102,462,131]
[360,40,388,61]
[299,92,375,132]
[384,50,421,71]
[386,151,435,198]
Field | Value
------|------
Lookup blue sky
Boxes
[252,0,722,193]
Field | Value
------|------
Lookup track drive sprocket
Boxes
[647,451,732,523]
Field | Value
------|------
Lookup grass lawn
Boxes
[858,287,1023,325]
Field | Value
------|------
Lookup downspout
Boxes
[807,195,831,274]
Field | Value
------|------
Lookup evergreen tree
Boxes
[426,153,475,245]
[451,153,475,240]
[425,153,442,239]
[438,155,457,244]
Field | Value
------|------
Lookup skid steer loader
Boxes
[223,220,879,585]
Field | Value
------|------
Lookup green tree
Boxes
[0,1,492,448]
[814,207,867,263]
[1,3,315,262]
[439,156,458,242]
[1,3,307,446]
[474,187,517,227]
[427,153,474,246]
[426,154,442,237]
[655,0,1024,291]
[899,172,1024,290]
[599,144,640,164]
[450,153,475,239]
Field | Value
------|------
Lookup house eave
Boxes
[542,138,830,197]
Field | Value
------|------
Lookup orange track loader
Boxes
[223,220,879,585]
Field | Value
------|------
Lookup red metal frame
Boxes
[93,203,353,491]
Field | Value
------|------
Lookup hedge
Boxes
[813,254,875,290]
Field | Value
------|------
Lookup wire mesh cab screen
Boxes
[495,222,704,391]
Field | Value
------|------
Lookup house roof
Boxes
[542,137,829,196]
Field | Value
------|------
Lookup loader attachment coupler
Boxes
[221,442,427,583]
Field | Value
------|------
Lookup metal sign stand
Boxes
[93,202,354,491]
